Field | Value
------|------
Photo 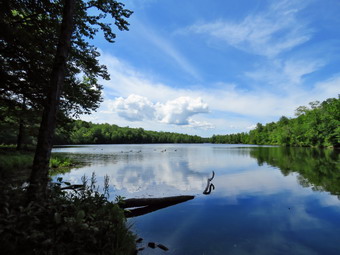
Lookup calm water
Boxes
[52,144,340,255]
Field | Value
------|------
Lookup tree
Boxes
[0,0,131,149]
[27,0,77,200]
[211,97,339,147]
[0,0,133,200]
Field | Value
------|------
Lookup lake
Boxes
[52,144,340,255]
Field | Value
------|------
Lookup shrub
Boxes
[0,174,136,255]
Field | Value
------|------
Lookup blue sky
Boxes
[81,0,340,137]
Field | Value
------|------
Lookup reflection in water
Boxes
[53,144,223,198]
[52,145,340,255]
[53,145,340,200]
[53,144,261,198]
[249,147,340,198]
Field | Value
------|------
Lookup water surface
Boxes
[52,144,340,255]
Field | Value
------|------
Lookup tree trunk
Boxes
[27,0,75,202]
[16,118,24,150]
[16,97,26,151]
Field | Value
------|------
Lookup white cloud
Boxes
[283,59,324,84]
[156,96,209,125]
[245,58,325,90]
[132,20,201,80]
[187,1,311,57]
[313,75,340,97]
[108,94,211,128]
[246,124,257,130]
[82,51,339,136]
[187,119,215,129]
[98,53,293,118]
[109,94,155,121]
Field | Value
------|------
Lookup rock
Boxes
[148,242,156,249]
[157,244,169,251]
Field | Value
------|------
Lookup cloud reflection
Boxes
[54,145,257,197]
[53,145,340,205]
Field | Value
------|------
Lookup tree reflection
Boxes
[249,147,340,198]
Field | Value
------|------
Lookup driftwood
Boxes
[119,195,195,218]
[203,171,215,195]
[61,184,84,190]
[119,195,194,208]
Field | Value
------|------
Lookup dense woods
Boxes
[54,120,208,144]
[1,96,339,147]
[212,96,340,147]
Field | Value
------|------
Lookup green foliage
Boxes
[0,151,75,171]
[0,151,33,180]
[249,147,340,197]
[48,155,78,176]
[212,96,340,147]
[0,175,136,255]
[0,150,77,180]
[49,156,74,169]
[0,0,132,149]
[54,120,208,144]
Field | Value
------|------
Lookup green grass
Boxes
[0,150,78,181]
[0,151,33,181]
[0,153,33,171]
[0,144,16,149]
[50,156,74,168]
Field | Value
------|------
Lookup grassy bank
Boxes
[0,149,78,181]
[0,149,34,183]
[0,151,33,173]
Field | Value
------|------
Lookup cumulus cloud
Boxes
[86,52,339,136]
[109,94,155,121]
[156,97,209,125]
[108,94,212,128]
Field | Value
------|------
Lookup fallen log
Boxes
[118,195,195,218]
[118,195,195,209]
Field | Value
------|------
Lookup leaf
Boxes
[54,212,61,224]
[77,210,85,221]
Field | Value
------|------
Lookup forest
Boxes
[211,96,340,147]
[2,96,339,148]
[54,120,208,144]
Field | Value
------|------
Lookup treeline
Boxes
[1,97,339,147]
[212,96,340,147]
[54,120,209,144]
